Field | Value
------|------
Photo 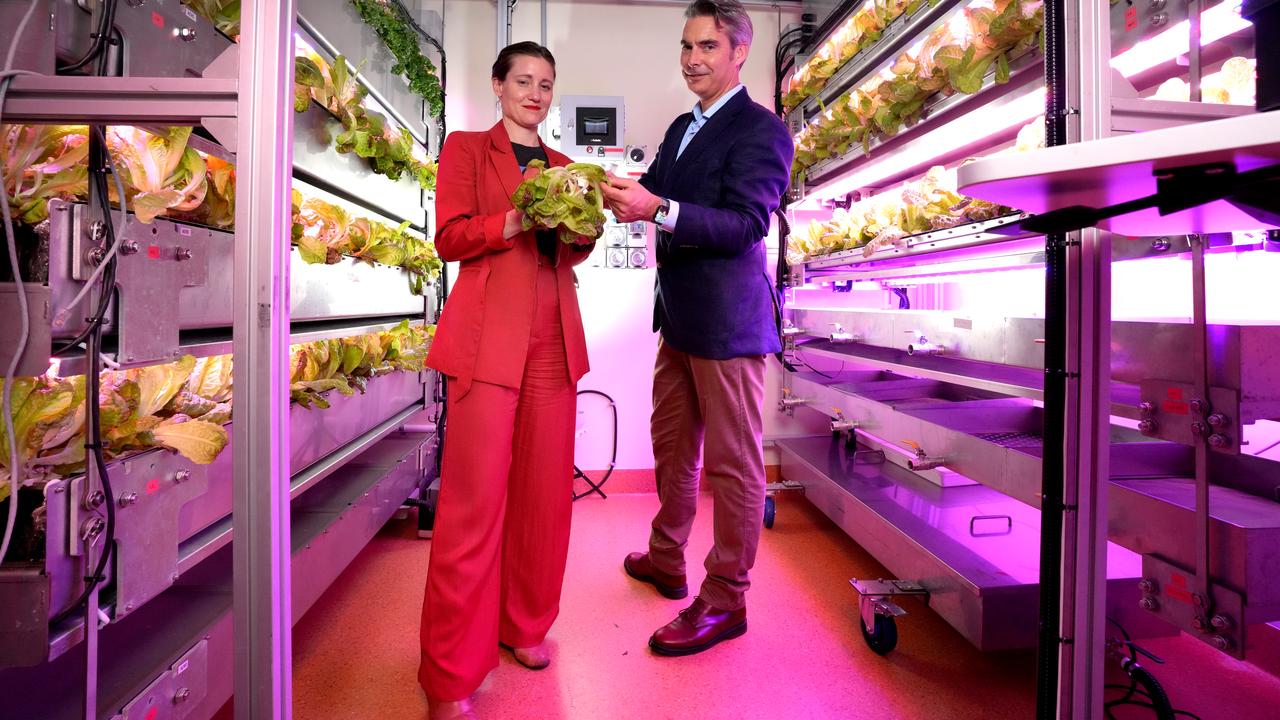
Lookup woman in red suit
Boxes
[419,42,596,720]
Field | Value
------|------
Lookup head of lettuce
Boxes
[511,160,608,243]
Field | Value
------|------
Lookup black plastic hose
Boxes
[1035,1,1069,717]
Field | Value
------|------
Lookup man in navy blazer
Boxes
[603,0,793,657]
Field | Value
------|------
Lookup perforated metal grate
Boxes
[973,431,1043,449]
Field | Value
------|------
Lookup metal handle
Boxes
[969,514,1013,536]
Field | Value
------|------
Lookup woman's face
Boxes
[493,54,555,131]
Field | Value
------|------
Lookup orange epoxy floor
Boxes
[216,487,1280,720]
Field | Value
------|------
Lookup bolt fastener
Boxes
[84,490,105,509]
[1193,593,1209,609]
[174,469,191,483]
[1190,399,1206,415]
[1191,421,1208,437]
[1138,578,1158,594]
[174,687,191,704]
[1139,596,1159,612]
[119,240,140,255]
[1208,434,1230,449]
[175,246,192,261]
[1151,237,1171,251]
[1211,614,1234,630]
[1138,419,1158,434]
[1207,413,1229,428]
[81,517,106,543]
[1211,634,1233,651]
[118,492,139,507]
[1138,402,1156,417]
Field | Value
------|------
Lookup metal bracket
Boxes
[764,479,805,494]
[1137,380,1240,453]
[55,202,213,367]
[850,578,930,631]
[199,43,240,152]
[115,638,209,720]
[1138,555,1246,659]
[110,455,210,620]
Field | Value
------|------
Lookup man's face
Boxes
[680,16,748,104]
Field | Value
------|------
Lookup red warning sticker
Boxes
[1124,7,1138,32]
[146,706,159,720]
[146,478,160,495]
[1167,573,1193,604]
[147,245,161,259]
[1163,400,1190,415]
[152,11,165,29]
[1167,387,1185,401]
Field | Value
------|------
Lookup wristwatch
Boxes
[652,198,671,226]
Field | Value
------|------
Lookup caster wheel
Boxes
[860,613,898,655]
[417,503,436,539]
[763,496,776,529]
[1128,664,1174,720]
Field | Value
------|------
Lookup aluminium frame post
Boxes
[233,0,297,719]
[1057,0,1112,718]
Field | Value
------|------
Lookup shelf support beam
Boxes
[0,76,237,125]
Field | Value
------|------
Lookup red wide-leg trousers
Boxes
[419,265,577,701]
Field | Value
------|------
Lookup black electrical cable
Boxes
[54,127,118,356]
[58,0,118,74]
[49,128,117,628]
[891,287,910,309]
[1034,0,1069,716]
[572,390,617,501]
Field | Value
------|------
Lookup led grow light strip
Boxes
[1110,0,1252,78]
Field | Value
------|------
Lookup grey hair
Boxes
[684,0,753,48]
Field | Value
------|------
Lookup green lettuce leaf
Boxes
[150,418,228,464]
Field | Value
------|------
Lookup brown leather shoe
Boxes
[623,552,688,599]
[649,596,747,656]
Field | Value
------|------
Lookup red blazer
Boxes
[426,122,595,396]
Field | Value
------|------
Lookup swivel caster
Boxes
[860,613,898,656]
[763,496,776,529]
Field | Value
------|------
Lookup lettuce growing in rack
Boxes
[788,165,1014,262]
[791,0,1044,182]
[783,0,924,112]
[512,160,608,243]
[106,126,209,224]
[1,124,89,225]
[1,324,434,493]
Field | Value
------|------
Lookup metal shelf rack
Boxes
[0,2,447,718]
[778,1,1279,710]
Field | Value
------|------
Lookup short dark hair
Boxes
[492,41,556,80]
[684,0,753,48]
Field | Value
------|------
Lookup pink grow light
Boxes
[1111,0,1253,78]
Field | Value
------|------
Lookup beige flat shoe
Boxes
[428,697,477,720]
[501,641,551,670]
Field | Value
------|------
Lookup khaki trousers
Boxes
[647,339,767,612]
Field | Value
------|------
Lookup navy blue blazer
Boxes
[639,89,793,360]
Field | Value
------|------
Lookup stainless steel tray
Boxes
[776,436,1150,651]
[788,370,1160,507]
[788,307,1280,423]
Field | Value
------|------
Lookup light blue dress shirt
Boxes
[660,84,745,231]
